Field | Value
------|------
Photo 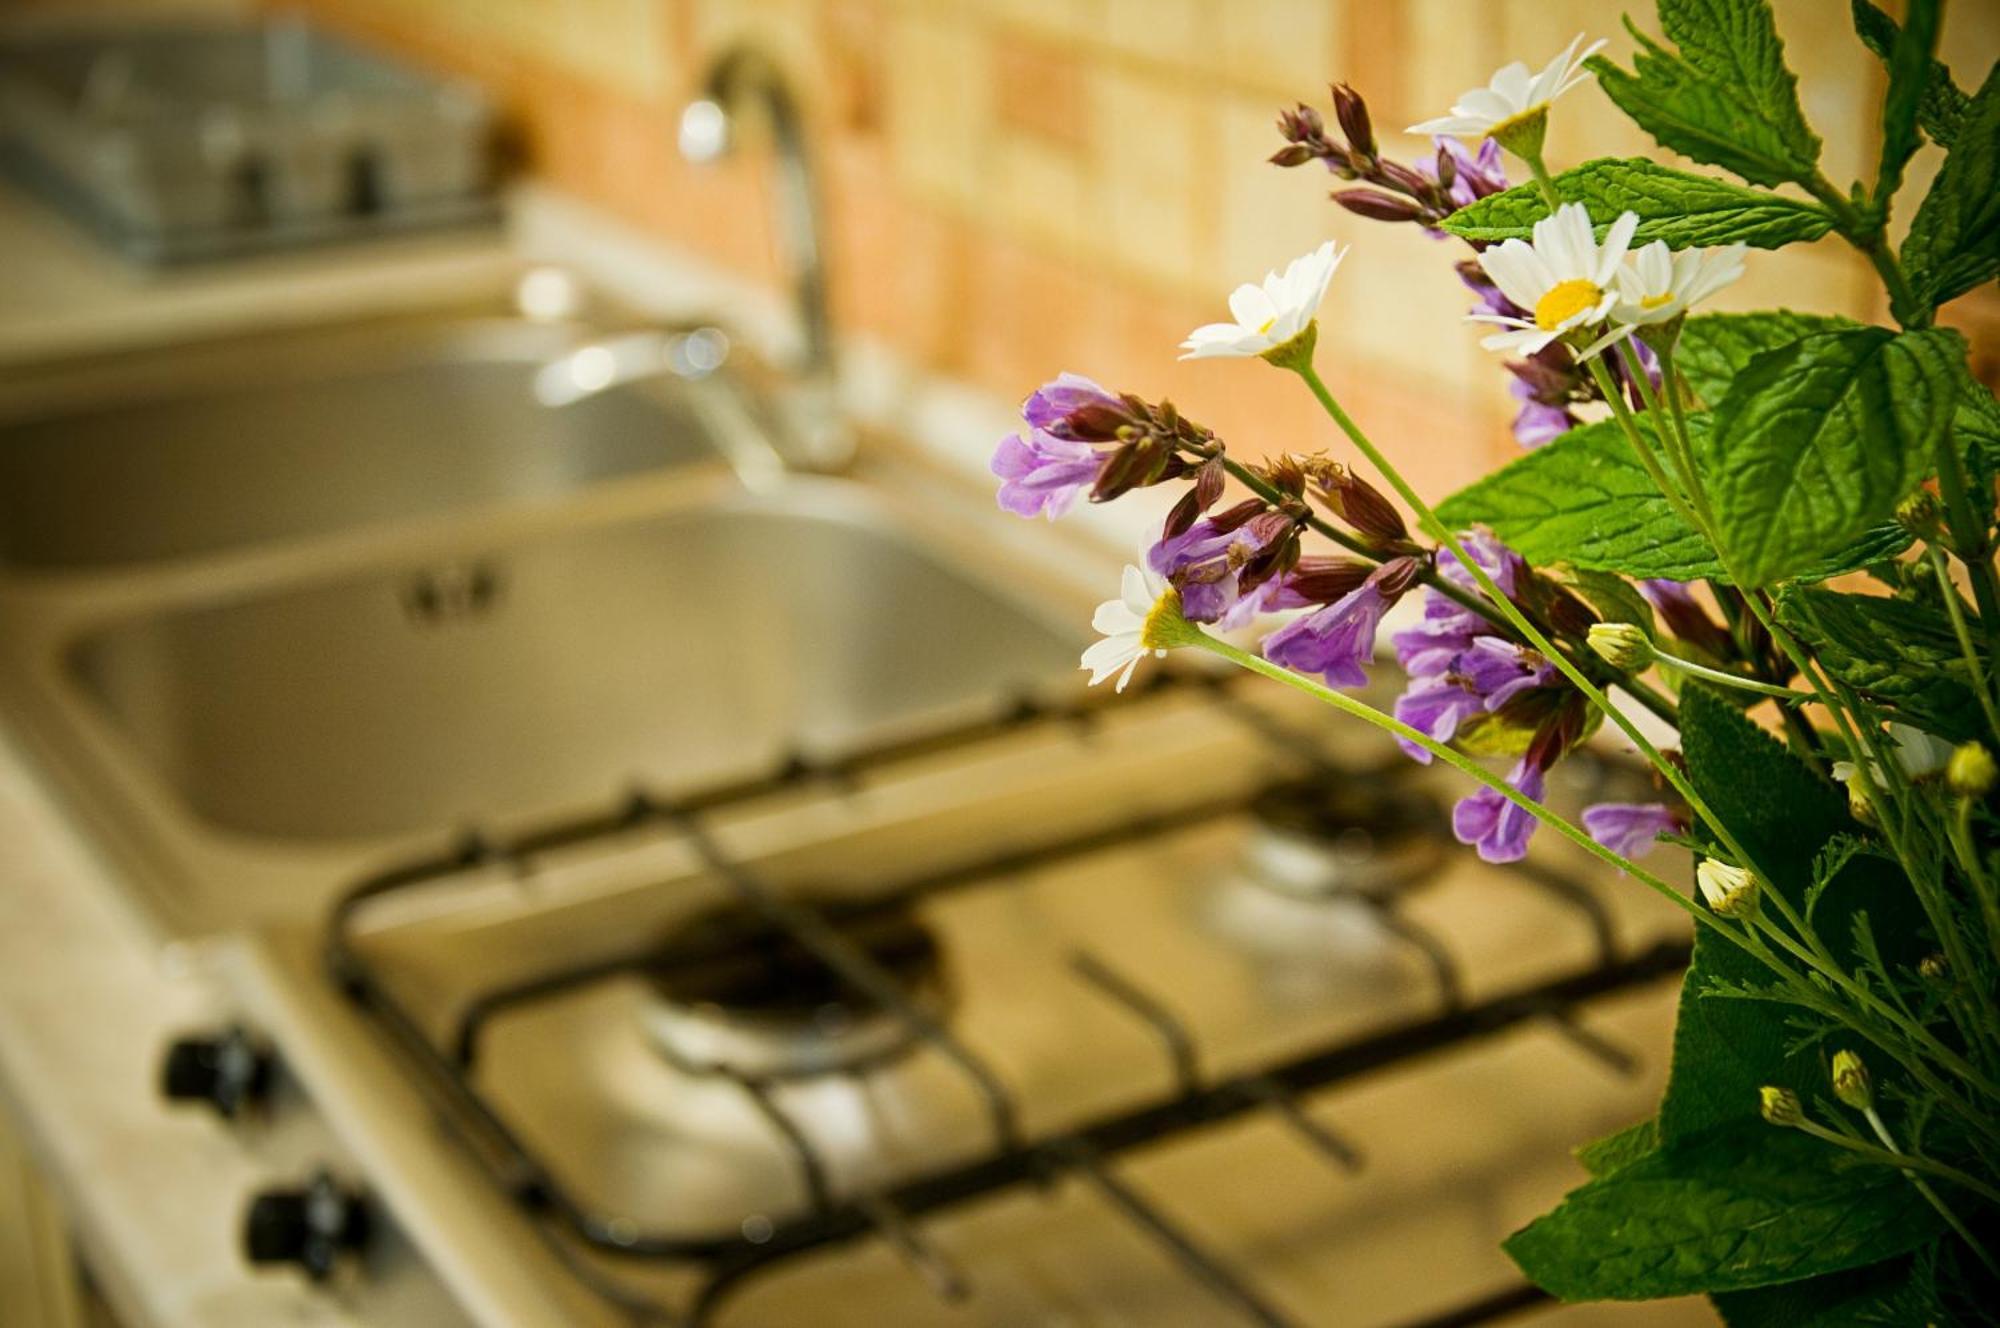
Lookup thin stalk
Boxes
[1950,799,2000,971]
[1927,543,2000,742]
[1928,413,2000,676]
[1804,173,1928,330]
[1860,1106,2000,1277]
[1652,647,1811,702]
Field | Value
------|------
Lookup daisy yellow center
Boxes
[1140,588,1197,651]
[1483,103,1548,142]
[1640,291,1676,310]
[1535,279,1602,332]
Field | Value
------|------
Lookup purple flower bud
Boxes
[1582,802,1684,860]
[1333,188,1427,222]
[1313,463,1408,544]
[991,429,1105,520]
[1023,372,1130,441]
[1330,83,1375,158]
[1422,136,1508,209]
[1507,377,1575,448]
[1149,517,1281,629]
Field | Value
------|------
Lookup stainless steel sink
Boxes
[70,489,1079,841]
[0,316,737,569]
[0,297,1100,935]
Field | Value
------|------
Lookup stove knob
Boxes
[160,1027,273,1120]
[243,1171,370,1282]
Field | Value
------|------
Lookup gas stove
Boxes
[165,665,1692,1327]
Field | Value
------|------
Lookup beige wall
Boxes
[50,0,2000,494]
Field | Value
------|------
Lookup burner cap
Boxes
[637,898,949,1080]
[1242,774,1447,902]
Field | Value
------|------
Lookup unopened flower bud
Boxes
[1587,622,1654,672]
[1759,1085,1804,1127]
[1830,1050,1872,1110]
[1847,778,1878,826]
[1330,83,1375,158]
[1696,860,1758,918]
[1947,742,1997,799]
[1309,461,1407,544]
[1333,188,1424,223]
[1918,952,1950,982]
[1895,488,1944,541]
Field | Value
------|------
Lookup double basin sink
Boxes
[0,296,1085,934]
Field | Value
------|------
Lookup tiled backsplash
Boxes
[260,0,1999,493]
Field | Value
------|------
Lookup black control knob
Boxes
[243,1172,370,1282]
[160,1027,273,1120]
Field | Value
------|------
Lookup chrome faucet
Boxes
[535,45,850,472]
[679,45,851,469]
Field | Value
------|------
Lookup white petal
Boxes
[1634,240,1671,293]
[1594,211,1641,284]
[1488,61,1534,110]
[1119,564,1154,615]
[1093,598,1142,635]
[1112,655,1141,692]
[1227,283,1275,331]
[1458,87,1517,125]
[1477,241,1549,311]
[1407,113,1488,135]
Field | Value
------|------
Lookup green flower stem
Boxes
[1206,453,1681,729]
[1859,1105,2000,1276]
[1927,543,2000,742]
[1926,411,2000,681]
[1804,173,1929,331]
[1794,1112,2000,1206]
[1950,799,2000,971]
[1652,648,1810,702]
[1183,626,1753,947]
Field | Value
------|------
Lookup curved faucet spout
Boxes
[680,46,848,469]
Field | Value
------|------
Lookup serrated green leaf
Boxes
[1505,1122,1942,1300]
[1675,312,1997,486]
[1704,328,1962,586]
[1852,0,1969,148]
[1872,0,1940,213]
[1906,63,2000,309]
[1590,1,1821,188]
[1439,158,1832,249]
[1575,1117,1659,1179]
[1436,415,1722,580]
[1776,587,1987,740]
[1555,566,1657,637]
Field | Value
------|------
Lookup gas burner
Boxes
[1238,773,1448,903]
[636,898,950,1081]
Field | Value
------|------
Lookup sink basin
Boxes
[0,320,731,570]
[70,488,1081,841]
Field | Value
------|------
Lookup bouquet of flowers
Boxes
[990,0,1999,1319]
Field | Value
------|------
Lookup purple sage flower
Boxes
[1452,758,1546,864]
[1147,517,1280,628]
[1261,581,1390,688]
[1436,527,1526,600]
[1023,372,1125,439]
[1582,802,1683,860]
[1423,136,1508,210]
[992,429,1106,520]
[1508,375,1574,448]
[1390,637,1554,763]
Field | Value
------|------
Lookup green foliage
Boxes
[1778,587,1989,740]
[1867,0,1940,212]
[1590,0,1820,188]
[1437,415,1723,580]
[1439,158,1832,250]
[1504,1123,1943,1300]
[1557,566,1657,637]
[1904,63,2000,309]
[1714,1255,1936,1327]
[1702,328,1963,586]
[1850,0,1969,147]
[1576,1117,1659,1178]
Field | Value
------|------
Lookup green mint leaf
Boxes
[1575,1117,1659,1179]
[1715,1253,1938,1328]
[1676,312,1997,487]
[1590,1,1821,188]
[1851,0,1969,147]
[1555,566,1657,638]
[1776,586,1987,740]
[1505,1122,1942,1300]
[1904,62,2000,309]
[1871,0,1942,211]
[1673,311,1858,405]
[1436,415,1723,580]
[1439,158,1832,249]
[1703,327,1962,586]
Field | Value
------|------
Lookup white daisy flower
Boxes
[1832,722,1955,786]
[1408,34,1606,141]
[1611,240,1748,326]
[1081,564,1177,691]
[1471,202,1640,357]
[1695,860,1758,918]
[1180,240,1346,361]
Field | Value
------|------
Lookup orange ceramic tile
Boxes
[992,32,1090,152]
